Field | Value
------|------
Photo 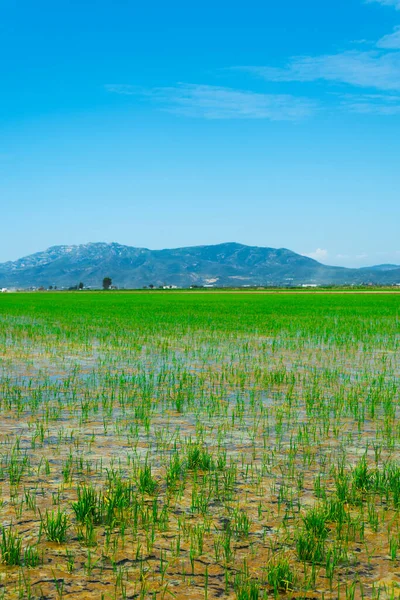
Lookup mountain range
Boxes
[0,242,400,288]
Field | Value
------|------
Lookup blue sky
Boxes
[1,0,400,267]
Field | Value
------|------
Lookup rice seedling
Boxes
[302,505,329,539]
[186,443,215,472]
[265,557,296,595]
[296,530,326,564]
[136,462,158,495]
[23,544,41,567]
[40,508,68,543]
[0,527,22,565]
[72,484,104,524]
[232,507,251,538]
[235,578,260,600]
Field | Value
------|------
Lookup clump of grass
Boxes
[104,476,136,525]
[166,453,186,488]
[352,456,374,492]
[23,545,41,567]
[232,508,251,538]
[265,558,296,595]
[137,462,158,495]
[296,531,326,563]
[40,509,68,543]
[302,505,329,539]
[324,498,347,525]
[235,579,260,600]
[0,527,22,565]
[186,444,214,471]
[334,468,356,505]
[72,484,104,524]
[383,463,400,507]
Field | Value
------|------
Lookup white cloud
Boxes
[305,248,329,262]
[377,26,400,48]
[106,83,316,121]
[236,22,400,115]
[241,50,400,91]
[366,0,400,9]
[340,92,400,113]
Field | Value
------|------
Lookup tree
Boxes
[78,282,84,290]
[103,277,112,290]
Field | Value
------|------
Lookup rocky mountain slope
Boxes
[0,242,399,288]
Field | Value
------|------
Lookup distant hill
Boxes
[0,242,400,288]
[360,264,400,272]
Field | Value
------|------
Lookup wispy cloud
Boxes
[241,50,400,91]
[366,0,400,9]
[377,26,400,48]
[108,3,400,122]
[106,83,316,121]
[340,92,400,114]
[305,248,329,262]
[237,9,400,100]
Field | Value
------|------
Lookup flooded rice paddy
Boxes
[0,292,399,599]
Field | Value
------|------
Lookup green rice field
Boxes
[0,291,399,599]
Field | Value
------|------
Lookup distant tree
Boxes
[78,282,84,290]
[49,285,53,290]
[149,284,154,289]
[103,277,112,290]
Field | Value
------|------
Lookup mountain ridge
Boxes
[0,242,399,288]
